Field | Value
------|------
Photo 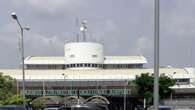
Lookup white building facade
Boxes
[0,41,195,98]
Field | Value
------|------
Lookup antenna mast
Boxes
[80,20,88,42]
[75,18,80,42]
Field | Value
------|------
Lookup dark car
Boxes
[0,105,26,110]
[43,107,61,110]
[43,105,66,110]
[71,104,109,110]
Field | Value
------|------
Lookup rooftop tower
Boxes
[64,20,104,69]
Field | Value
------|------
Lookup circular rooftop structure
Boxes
[64,42,104,69]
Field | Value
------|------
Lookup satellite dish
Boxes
[82,20,87,24]
[80,27,84,31]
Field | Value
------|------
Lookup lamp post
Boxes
[42,79,46,96]
[62,73,68,93]
[123,79,127,110]
[96,80,99,95]
[154,0,160,109]
[62,73,67,107]
[168,72,176,101]
[11,12,30,108]
[71,77,73,95]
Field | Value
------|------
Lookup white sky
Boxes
[0,0,194,68]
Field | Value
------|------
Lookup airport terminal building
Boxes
[0,41,195,99]
[1,19,195,109]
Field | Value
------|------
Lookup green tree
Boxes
[0,72,23,105]
[133,73,175,105]
[2,95,23,105]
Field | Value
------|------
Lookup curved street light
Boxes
[11,12,30,109]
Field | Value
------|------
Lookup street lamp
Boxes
[11,12,30,108]
[168,72,176,101]
[62,73,68,93]
[42,79,46,96]
[62,73,68,107]
[154,0,160,109]
[123,79,128,110]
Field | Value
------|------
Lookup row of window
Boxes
[69,54,98,58]
[175,78,190,85]
[26,64,143,69]
[26,65,65,69]
[66,64,143,69]
[103,64,143,69]
[66,64,103,68]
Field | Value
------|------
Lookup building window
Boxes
[62,63,103,68]
[175,78,190,85]
[92,55,98,58]
[70,54,75,58]
[70,64,76,67]
[87,64,90,67]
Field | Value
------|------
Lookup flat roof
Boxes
[0,68,191,80]
[104,56,147,64]
[1,67,194,89]
[24,56,65,64]
[24,55,147,65]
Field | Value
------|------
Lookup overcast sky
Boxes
[0,0,194,68]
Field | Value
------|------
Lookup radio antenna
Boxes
[75,18,80,42]
[80,20,88,42]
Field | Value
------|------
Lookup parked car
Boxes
[148,105,171,110]
[43,106,64,110]
[43,107,60,110]
[71,103,109,110]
